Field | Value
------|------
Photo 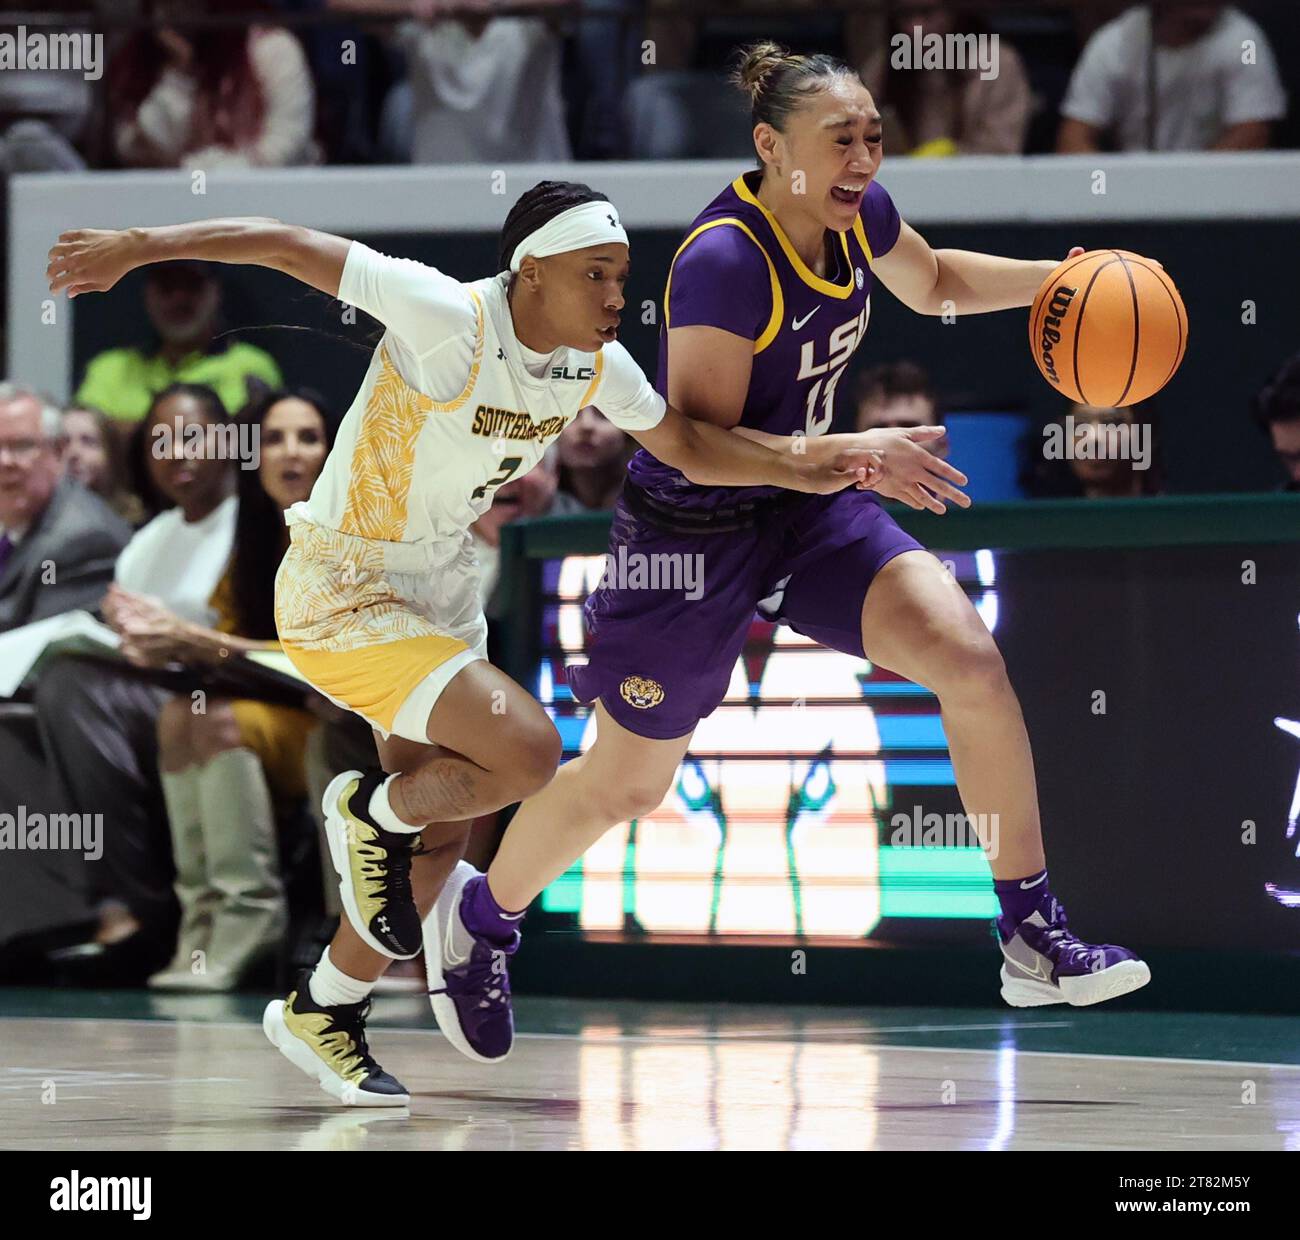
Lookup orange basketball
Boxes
[1029,250,1188,407]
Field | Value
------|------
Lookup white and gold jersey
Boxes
[289,241,666,546]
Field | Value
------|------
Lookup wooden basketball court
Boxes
[2,990,1296,1150]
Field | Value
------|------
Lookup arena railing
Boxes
[496,492,1300,685]
[10,150,1300,397]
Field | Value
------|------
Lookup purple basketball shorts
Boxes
[565,487,924,739]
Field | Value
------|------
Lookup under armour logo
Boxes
[497,347,506,361]
[377,916,390,934]
[607,214,616,228]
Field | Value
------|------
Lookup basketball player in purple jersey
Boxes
[427,43,1150,1061]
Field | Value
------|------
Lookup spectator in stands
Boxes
[106,0,318,169]
[0,385,133,972]
[33,384,239,978]
[0,60,92,173]
[75,261,281,423]
[627,0,831,160]
[557,404,632,510]
[149,388,337,991]
[1057,2,1287,152]
[61,404,147,526]
[854,361,949,458]
[851,2,1034,156]
[0,384,131,631]
[1025,402,1164,498]
[110,386,240,632]
[1253,353,1300,492]
[378,1,571,164]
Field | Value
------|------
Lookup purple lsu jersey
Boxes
[625,170,902,510]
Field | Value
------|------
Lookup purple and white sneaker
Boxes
[999,894,1151,1007]
[423,861,517,1063]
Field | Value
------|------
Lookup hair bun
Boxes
[731,41,791,102]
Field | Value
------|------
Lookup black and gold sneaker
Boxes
[322,768,423,959]
[262,978,410,1107]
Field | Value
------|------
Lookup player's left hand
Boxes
[851,427,971,514]
[796,446,881,494]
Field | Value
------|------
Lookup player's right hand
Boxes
[47,228,144,297]
[853,426,971,514]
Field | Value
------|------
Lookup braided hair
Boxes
[497,180,613,275]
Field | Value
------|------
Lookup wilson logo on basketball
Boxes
[1028,250,1187,407]
[1038,284,1078,386]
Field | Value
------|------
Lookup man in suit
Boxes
[0,382,131,629]
[0,382,132,968]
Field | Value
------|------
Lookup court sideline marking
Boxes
[2,1015,1300,1072]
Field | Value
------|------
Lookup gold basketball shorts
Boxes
[274,518,488,744]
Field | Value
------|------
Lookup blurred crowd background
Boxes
[1,0,1296,172]
[1,0,1297,993]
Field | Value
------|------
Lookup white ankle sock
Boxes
[367,774,423,835]
[308,947,374,1008]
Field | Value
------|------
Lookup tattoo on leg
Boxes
[395,759,480,821]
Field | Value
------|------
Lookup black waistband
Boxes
[620,479,791,534]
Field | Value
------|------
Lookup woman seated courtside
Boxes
[148,388,339,990]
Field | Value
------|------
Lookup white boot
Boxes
[192,748,288,991]
[149,767,221,991]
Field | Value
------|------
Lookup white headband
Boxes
[509,201,628,273]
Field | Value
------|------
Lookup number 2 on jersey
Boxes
[472,455,524,501]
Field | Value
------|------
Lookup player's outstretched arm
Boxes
[644,323,876,492]
[872,221,1082,316]
[736,425,971,514]
[630,407,874,494]
[47,218,351,300]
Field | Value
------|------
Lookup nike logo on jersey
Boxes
[791,307,820,330]
[796,302,871,380]
[1020,873,1048,890]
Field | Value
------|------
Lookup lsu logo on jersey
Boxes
[795,302,872,436]
[795,301,871,381]
[620,675,665,709]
